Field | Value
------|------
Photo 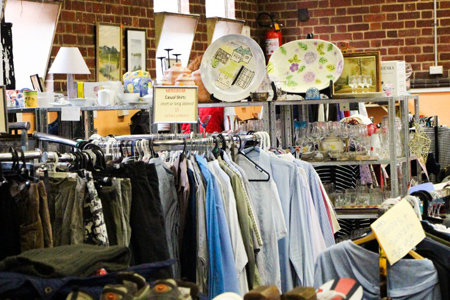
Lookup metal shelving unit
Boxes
[269,95,419,197]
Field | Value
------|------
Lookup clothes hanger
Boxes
[353,232,424,259]
[235,135,271,182]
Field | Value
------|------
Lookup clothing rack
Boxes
[0,149,42,161]
[32,132,78,147]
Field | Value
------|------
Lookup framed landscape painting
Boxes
[126,29,146,72]
[96,23,122,82]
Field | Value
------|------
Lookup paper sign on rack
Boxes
[370,198,425,265]
[61,106,81,121]
[153,86,198,123]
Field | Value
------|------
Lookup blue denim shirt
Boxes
[196,155,240,299]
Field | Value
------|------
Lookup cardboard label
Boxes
[61,106,81,121]
[370,198,425,265]
[153,87,198,123]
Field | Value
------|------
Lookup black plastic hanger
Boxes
[235,135,270,182]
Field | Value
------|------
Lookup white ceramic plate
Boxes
[267,39,344,93]
[200,34,266,102]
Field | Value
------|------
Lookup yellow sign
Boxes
[370,199,425,265]
[153,87,198,123]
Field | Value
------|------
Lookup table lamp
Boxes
[48,47,90,99]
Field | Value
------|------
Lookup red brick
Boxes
[399,47,421,54]
[388,48,399,55]
[423,46,434,53]
[405,20,415,28]
[387,13,397,21]
[421,11,433,19]
[353,15,363,23]
[336,25,347,32]
[314,25,335,34]
[437,9,450,18]
[382,4,404,12]
[370,23,381,30]
[331,16,352,24]
[351,40,370,48]
[417,2,434,10]
[398,12,420,20]
[312,8,335,17]
[347,7,369,14]
[336,8,346,15]
[370,6,381,13]
[371,40,381,47]
[398,29,421,37]
[353,32,363,39]
[348,24,369,31]
[417,20,434,27]
[330,0,352,7]
[382,21,404,29]
[364,14,386,22]
[364,31,386,39]
[383,39,404,46]
[331,33,352,41]
[422,28,433,35]
[320,18,330,25]
[440,53,450,60]
[417,37,435,45]
[363,0,386,4]
[416,54,436,62]
[405,3,416,10]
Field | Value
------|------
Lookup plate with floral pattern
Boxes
[267,39,344,93]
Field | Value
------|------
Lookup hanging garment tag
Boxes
[370,198,425,265]
[61,106,81,121]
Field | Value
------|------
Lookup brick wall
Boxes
[50,0,257,92]
[257,0,450,81]
[49,0,449,91]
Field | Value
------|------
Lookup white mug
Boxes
[98,89,114,106]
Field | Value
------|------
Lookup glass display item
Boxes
[267,39,344,93]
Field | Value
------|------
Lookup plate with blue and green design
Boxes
[267,39,344,93]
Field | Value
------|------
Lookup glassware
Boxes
[198,114,211,138]
[357,75,364,92]
[349,75,358,93]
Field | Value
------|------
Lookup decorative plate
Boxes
[200,34,266,102]
[267,39,344,93]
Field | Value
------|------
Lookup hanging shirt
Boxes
[218,157,261,290]
[196,154,240,298]
[236,150,287,291]
[314,241,441,300]
[294,159,336,247]
[188,157,208,295]
[267,152,317,290]
[151,157,180,278]
[209,160,249,295]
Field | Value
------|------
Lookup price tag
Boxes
[340,102,350,111]
[61,106,81,121]
[370,198,425,265]
[153,87,198,123]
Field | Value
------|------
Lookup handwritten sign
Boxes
[370,198,425,265]
[61,106,81,121]
[153,87,198,123]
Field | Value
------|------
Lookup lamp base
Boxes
[67,73,76,99]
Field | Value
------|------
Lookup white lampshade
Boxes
[49,47,90,74]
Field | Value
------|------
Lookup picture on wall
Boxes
[96,23,122,82]
[126,29,146,72]
[0,86,8,133]
[334,51,381,95]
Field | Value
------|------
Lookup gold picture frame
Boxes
[96,23,122,82]
[334,51,381,95]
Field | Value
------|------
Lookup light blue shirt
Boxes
[294,160,335,247]
[268,153,316,289]
[236,149,287,291]
[196,155,240,298]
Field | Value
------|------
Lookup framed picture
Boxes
[126,29,146,72]
[334,51,381,95]
[0,86,8,133]
[96,23,122,82]
[30,74,44,92]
